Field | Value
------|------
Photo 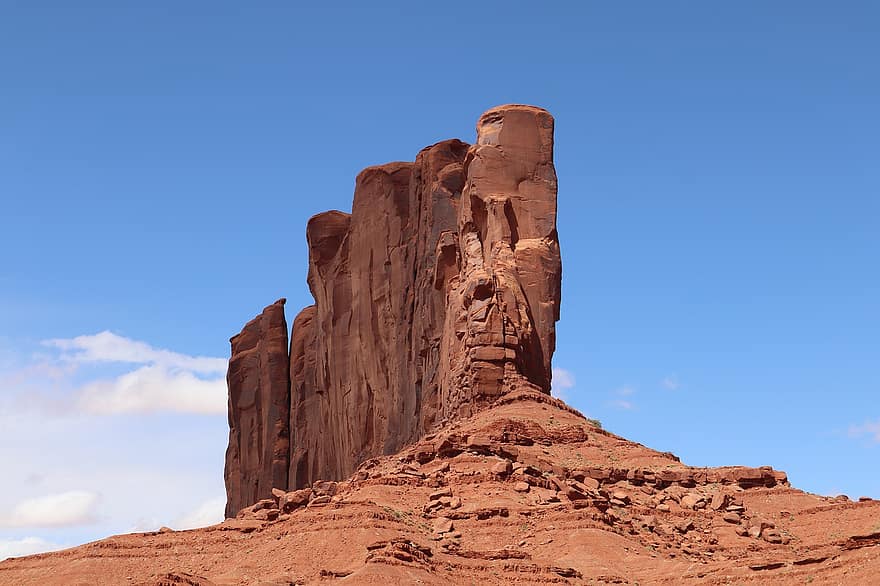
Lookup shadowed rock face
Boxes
[225,105,562,515]
[224,299,290,518]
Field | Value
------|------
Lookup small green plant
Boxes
[586,418,602,429]
[382,505,409,523]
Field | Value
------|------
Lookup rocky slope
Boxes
[226,105,562,516]
[3,391,878,585]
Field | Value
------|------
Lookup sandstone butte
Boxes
[2,106,878,585]
[225,104,562,518]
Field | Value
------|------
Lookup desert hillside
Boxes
[2,391,878,585]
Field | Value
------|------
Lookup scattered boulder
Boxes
[280,489,312,513]
[492,460,512,476]
[676,519,694,534]
[434,517,454,535]
[763,528,784,544]
[680,493,706,510]
[252,508,279,522]
[723,512,742,524]
[312,480,338,497]
[710,492,729,511]
[430,488,453,501]
[581,477,600,491]
[250,499,276,513]
[610,491,630,506]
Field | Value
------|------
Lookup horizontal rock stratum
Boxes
[224,105,562,516]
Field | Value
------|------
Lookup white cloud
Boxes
[552,368,575,390]
[76,365,227,415]
[0,335,230,561]
[172,496,225,530]
[0,537,66,561]
[127,516,162,533]
[551,367,575,402]
[44,331,225,374]
[661,375,680,390]
[0,491,99,528]
[4,332,229,416]
[609,386,636,410]
[848,420,880,443]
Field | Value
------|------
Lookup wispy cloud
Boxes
[551,367,575,402]
[3,332,228,416]
[661,375,680,390]
[0,491,99,528]
[173,496,225,530]
[0,335,230,562]
[848,420,880,443]
[75,365,226,415]
[609,385,636,410]
[0,537,67,561]
[45,331,225,374]
[127,516,162,533]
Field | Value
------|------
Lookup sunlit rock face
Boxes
[225,105,562,516]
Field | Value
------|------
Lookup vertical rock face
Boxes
[224,299,290,517]
[224,105,562,515]
[438,105,561,419]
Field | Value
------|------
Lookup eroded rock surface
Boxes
[224,299,290,517]
[225,105,562,514]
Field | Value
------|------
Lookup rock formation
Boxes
[8,106,880,586]
[224,105,562,516]
[224,299,290,517]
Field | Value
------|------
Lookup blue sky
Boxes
[1,1,878,559]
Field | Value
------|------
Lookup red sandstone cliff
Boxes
[223,299,290,518]
[224,105,562,516]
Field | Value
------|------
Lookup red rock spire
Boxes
[224,106,562,516]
